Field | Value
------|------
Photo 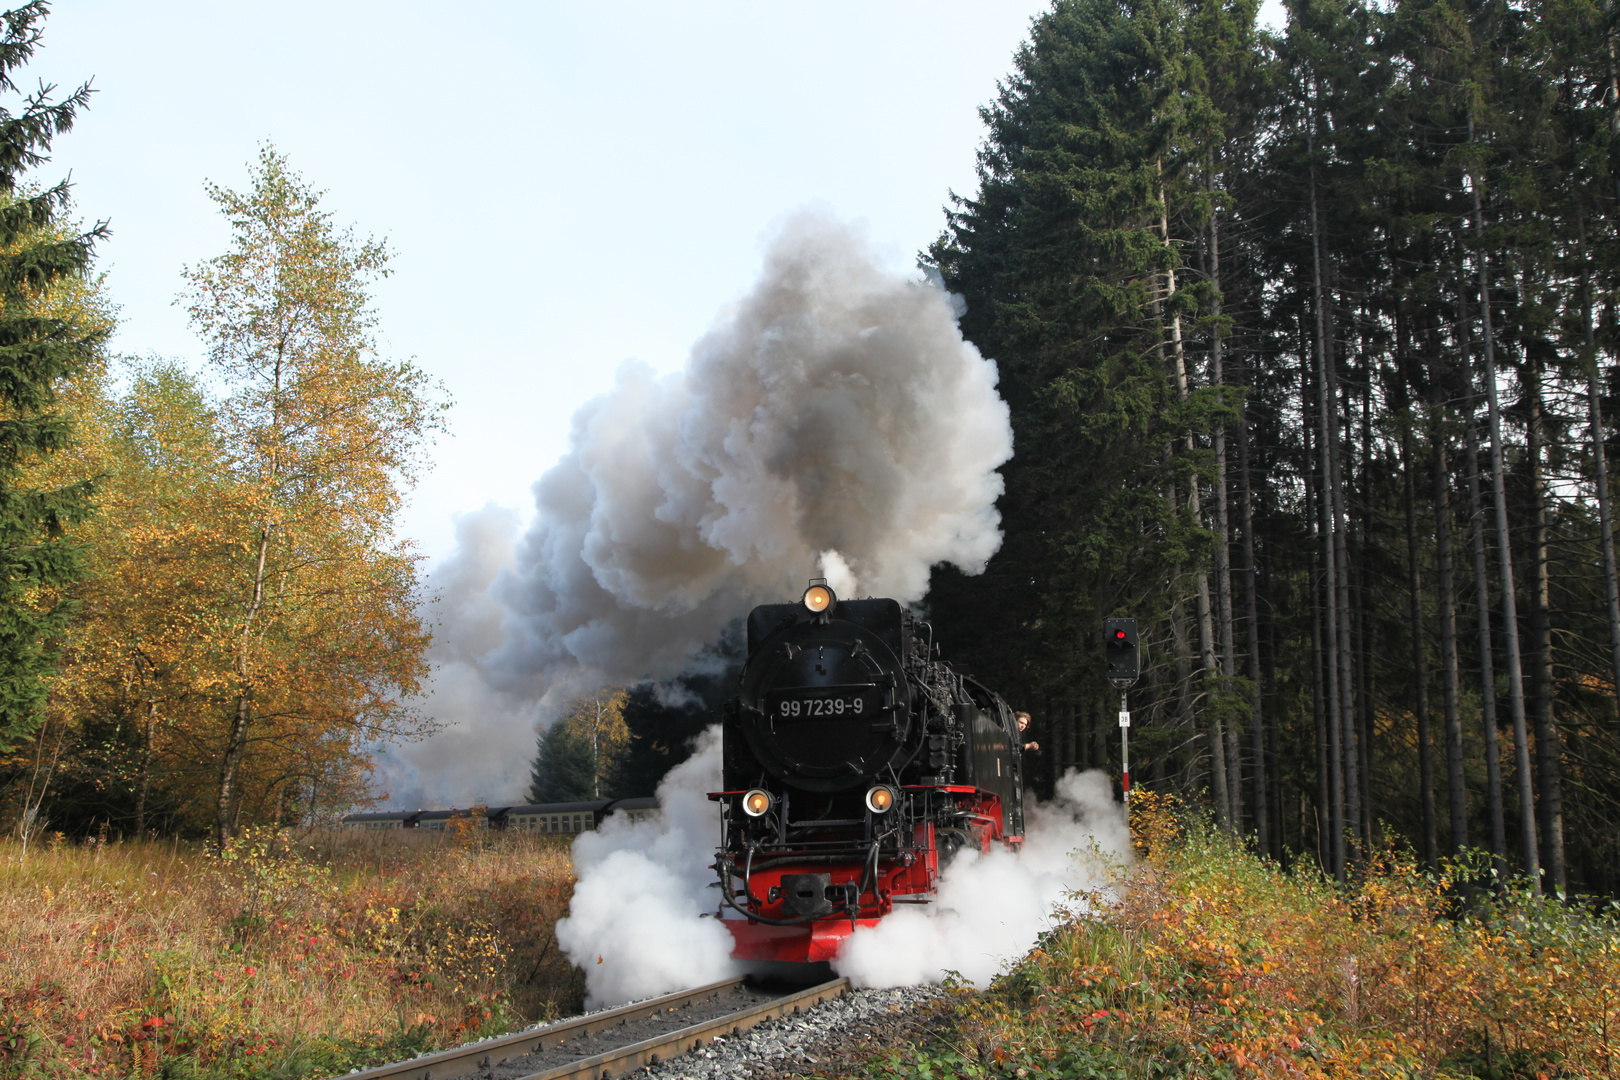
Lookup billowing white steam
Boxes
[834,769,1132,988]
[491,211,1014,698]
[372,506,538,809]
[376,212,1012,807]
[555,728,737,1006]
[555,737,1132,1006]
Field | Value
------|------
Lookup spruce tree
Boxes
[927,0,1243,801]
[0,2,103,749]
[528,721,595,805]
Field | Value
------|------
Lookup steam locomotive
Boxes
[710,579,1024,970]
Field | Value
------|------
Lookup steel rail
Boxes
[326,976,850,1080]
[514,976,849,1080]
[330,976,748,1080]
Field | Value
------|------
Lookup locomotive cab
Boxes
[711,581,1025,972]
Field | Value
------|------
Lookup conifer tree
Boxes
[528,721,594,805]
[928,0,1243,809]
[0,2,103,749]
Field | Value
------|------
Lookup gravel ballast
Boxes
[640,984,946,1080]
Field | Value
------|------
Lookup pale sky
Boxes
[42,1,1286,566]
[40,2,1056,562]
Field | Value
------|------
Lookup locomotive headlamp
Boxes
[803,583,835,613]
[864,785,896,814]
[742,789,774,817]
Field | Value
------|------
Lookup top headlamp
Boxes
[803,584,835,613]
[865,785,897,814]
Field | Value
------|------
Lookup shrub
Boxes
[901,793,1620,1079]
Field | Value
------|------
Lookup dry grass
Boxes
[0,827,583,1078]
[882,793,1620,1079]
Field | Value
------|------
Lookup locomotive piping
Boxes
[717,844,827,926]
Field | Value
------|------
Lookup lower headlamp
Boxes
[742,789,774,817]
[864,785,896,814]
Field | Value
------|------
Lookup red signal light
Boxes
[1114,630,1127,639]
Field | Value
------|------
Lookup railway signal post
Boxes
[1104,618,1140,805]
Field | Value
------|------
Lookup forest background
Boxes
[537,0,1620,905]
[919,0,1620,901]
[5,0,1620,911]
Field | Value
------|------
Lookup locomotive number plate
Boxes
[766,684,881,721]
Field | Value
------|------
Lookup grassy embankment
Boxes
[11,801,1619,1080]
[878,794,1620,1080]
[0,826,583,1079]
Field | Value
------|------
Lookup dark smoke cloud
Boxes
[371,506,537,809]
[379,212,1014,805]
[489,211,1013,702]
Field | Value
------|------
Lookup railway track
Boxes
[330,976,851,1080]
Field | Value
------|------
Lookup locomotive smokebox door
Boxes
[780,873,834,917]
[737,598,916,791]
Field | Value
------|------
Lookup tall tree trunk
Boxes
[1524,338,1567,892]
[1467,131,1539,886]
[1159,162,1228,829]
[1312,564,1332,874]
[1609,0,1620,205]
[1464,351,1508,870]
[1428,376,1467,853]
[1578,209,1620,730]
[1196,572,1229,823]
[1304,293,1344,878]
[1401,414,1439,868]
[1310,142,1352,877]
[218,524,272,849]
[1457,257,1505,868]
[1238,365,1269,856]
[1354,372,1374,853]
[1257,552,1283,864]
[1172,595,1208,806]
[1210,205,1242,835]
[1592,362,1620,733]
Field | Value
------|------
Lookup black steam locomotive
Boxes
[710,579,1024,968]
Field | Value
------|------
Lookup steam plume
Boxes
[371,506,538,809]
[376,211,1013,807]
[833,769,1132,988]
[554,754,1131,1005]
[555,728,737,1006]
[489,210,1013,699]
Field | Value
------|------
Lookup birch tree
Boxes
[181,146,445,846]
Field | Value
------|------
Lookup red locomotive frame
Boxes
[711,788,1021,965]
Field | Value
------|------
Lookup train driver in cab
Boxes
[1017,711,1039,753]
